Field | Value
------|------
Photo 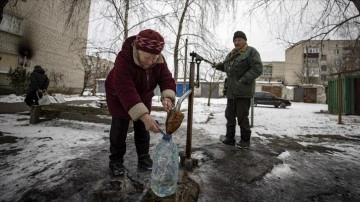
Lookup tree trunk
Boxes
[174,0,190,82]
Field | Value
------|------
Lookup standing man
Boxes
[213,31,263,149]
[105,29,176,176]
[24,65,49,107]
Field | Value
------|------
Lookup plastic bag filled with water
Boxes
[151,134,179,197]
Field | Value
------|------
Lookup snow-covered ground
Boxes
[1,94,360,200]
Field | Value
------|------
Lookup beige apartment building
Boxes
[258,40,359,86]
[256,40,359,103]
[284,40,360,86]
[255,61,286,98]
[258,61,286,83]
[0,0,90,94]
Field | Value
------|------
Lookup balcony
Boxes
[304,53,319,58]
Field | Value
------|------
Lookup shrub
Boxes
[7,66,30,96]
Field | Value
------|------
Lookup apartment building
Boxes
[285,40,360,86]
[0,0,90,94]
[258,61,286,83]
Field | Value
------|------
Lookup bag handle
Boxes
[36,91,48,99]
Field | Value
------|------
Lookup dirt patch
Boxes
[302,134,360,142]
[141,172,200,202]
[257,133,348,154]
[0,148,23,157]
[91,179,126,201]
[267,137,343,154]
[0,135,21,144]
[19,189,60,202]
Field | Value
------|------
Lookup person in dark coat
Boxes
[24,65,50,107]
[213,31,263,149]
[105,29,176,176]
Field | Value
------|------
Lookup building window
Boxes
[18,55,30,67]
[0,13,23,35]
[261,66,272,77]
[334,60,340,65]
[321,65,327,71]
[321,55,327,61]
[309,58,318,63]
[305,58,318,64]
[310,67,319,77]
[304,47,319,53]
[334,49,340,55]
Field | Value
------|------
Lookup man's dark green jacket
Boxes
[216,46,263,99]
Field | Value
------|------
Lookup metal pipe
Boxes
[195,59,201,88]
[250,98,254,127]
[190,52,213,65]
[183,51,212,171]
[186,60,195,160]
[175,89,192,112]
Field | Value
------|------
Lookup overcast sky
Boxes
[212,13,287,62]
[87,1,356,63]
[87,1,288,62]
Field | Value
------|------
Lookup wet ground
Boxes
[2,128,360,202]
[1,102,360,201]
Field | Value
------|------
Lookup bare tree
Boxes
[202,67,226,105]
[89,0,237,82]
[78,53,113,96]
[295,66,321,85]
[61,0,91,29]
[87,0,174,60]
[248,0,360,45]
[198,49,227,105]
[48,70,65,91]
[341,46,360,71]
[152,0,237,82]
[78,53,93,96]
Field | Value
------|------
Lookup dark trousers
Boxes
[25,90,41,107]
[225,98,251,141]
[109,117,150,162]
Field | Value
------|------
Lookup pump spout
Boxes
[165,90,192,134]
[175,89,192,112]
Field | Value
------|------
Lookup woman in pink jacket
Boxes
[105,29,176,176]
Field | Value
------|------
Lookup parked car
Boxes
[254,91,291,108]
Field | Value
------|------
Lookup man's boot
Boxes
[221,126,236,146]
[236,127,251,149]
[236,140,250,149]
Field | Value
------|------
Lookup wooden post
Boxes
[337,74,343,124]
[250,98,254,127]
[30,105,42,124]
[329,69,360,124]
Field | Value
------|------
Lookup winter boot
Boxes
[236,140,250,149]
[237,127,251,149]
[221,126,236,146]
[138,154,153,171]
[109,159,125,176]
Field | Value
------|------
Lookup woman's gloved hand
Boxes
[140,113,160,133]
[161,97,173,112]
